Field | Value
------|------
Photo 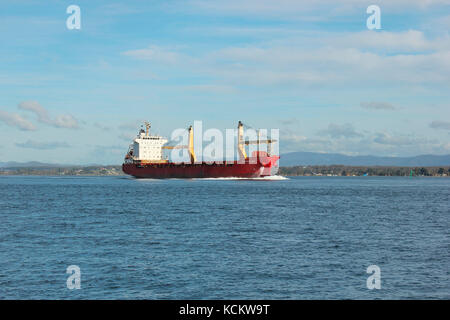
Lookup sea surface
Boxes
[0,175,448,299]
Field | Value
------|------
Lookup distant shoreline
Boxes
[0,165,449,177]
[278,165,449,177]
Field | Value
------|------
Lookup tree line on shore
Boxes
[278,165,450,176]
[0,166,123,176]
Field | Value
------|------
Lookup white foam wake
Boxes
[196,175,289,181]
[131,175,289,181]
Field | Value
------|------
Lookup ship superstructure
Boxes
[125,122,168,164]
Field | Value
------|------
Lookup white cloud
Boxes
[52,115,78,129]
[118,121,141,130]
[281,129,447,156]
[281,129,307,143]
[181,84,237,94]
[278,119,449,156]
[206,45,450,86]
[122,45,185,64]
[93,122,112,131]
[187,0,450,19]
[373,132,436,146]
[124,42,449,89]
[122,27,450,89]
[430,120,450,130]
[318,123,363,138]
[15,140,70,150]
[118,133,136,142]
[360,101,396,110]
[0,110,36,131]
[100,3,141,15]
[18,101,79,129]
[330,30,450,52]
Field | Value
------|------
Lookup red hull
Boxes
[122,156,279,179]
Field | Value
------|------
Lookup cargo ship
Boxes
[122,121,280,178]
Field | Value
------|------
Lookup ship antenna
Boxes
[144,121,151,137]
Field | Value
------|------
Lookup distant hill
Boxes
[280,152,450,167]
[0,161,103,168]
[0,161,64,168]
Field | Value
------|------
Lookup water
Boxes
[0,175,448,299]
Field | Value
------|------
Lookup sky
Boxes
[0,0,449,164]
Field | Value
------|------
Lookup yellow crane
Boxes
[161,125,196,163]
[238,121,277,161]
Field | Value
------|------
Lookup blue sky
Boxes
[0,0,449,164]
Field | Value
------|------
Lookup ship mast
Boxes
[240,121,277,157]
[188,125,196,164]
[144,121,151,137]
[161,124,196,164]
[238,121,248,161]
